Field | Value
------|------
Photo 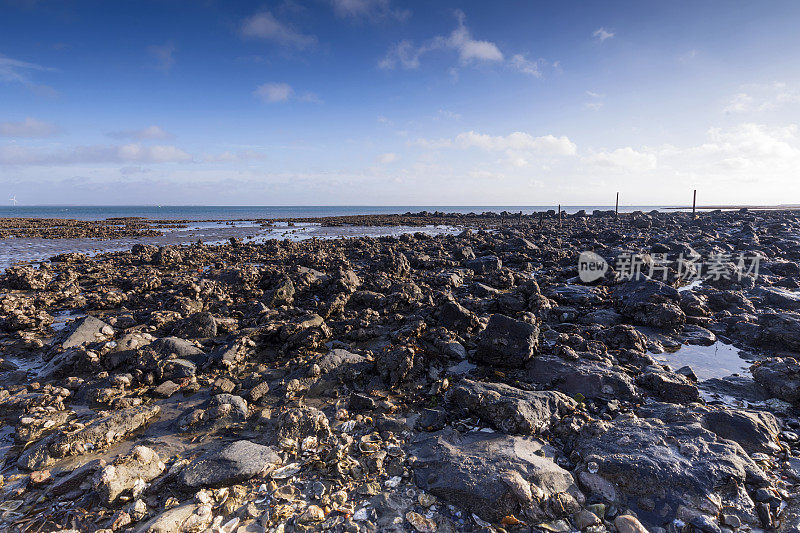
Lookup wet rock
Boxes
[409,429,579,522]
[756,313,800,351]
[572,414,768,525]
[277,406,333,443]
[466,255,501,274]
[613,279,685,329]
[527,355,639,401]
[57,315,111,349]
[172,312,217,338]
[594,325,648,352]
[447,379,575,434]
[180,440,280,488]
[19,405,161,470]
[95,445,165,504]
[752,357,800,403]
[636,369,700,403]
[475,314,539,367]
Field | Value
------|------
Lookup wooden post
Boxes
[539,211,543,228]
[615,192,619,218]
[558,204,561,226]
[692,190,697,218]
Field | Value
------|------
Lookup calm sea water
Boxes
[0,205,671,221]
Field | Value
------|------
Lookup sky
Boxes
[1,0,800,206]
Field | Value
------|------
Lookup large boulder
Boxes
[447,379,575,434]
[475,314,539,367]
[19,405,161,470]
[613,279,685,329]
[307,349,372,397]
[526,355,639,401]
[752,357,800,402]
[57,315,111,349]
[180,440,280,488]
[409,429,579,522]
[572,415,769,527]
[466,255,502,274]
[94,446,165,504]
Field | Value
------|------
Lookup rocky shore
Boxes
[1,209,800,532]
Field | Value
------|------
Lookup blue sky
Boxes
[1,0,799,205]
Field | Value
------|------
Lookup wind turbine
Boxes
[9,195,17,206]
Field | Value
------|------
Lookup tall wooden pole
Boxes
[692,189,697,218]
[558,204,561,226]
[615,192,619,218]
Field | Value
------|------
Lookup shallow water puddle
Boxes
[653,341,753,381]
[51,309,87,331]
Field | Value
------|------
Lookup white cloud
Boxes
[108,125,171,140]
[593,27,615,42]
[441,11,503,64]
[589,147,657,171]
[455,131,577,155]
[254,82,293,103]
[723,82,800,114]
[510,54,543,77]
[378,40,424,69]
[148,43,176,72]
[377,152,398,164]
[0,143,191,165]
[0,117,58,137]
[331,0,409,21]
[585,90,604,111]
[379,11,503,69]
[240,11,316,49]
[0,53,57,94]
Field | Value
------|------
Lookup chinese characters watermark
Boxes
[578,251,761,283]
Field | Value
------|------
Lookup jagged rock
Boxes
[447,379,575,434]
[180,440,280,488]
[409,429,579,522]
[613,279,685,329]
[19,405,161,470]
[95,446,165,504]
[752,357,800,403]
[172,312,217,338]
[594,325,648,351]
[572,414,769,526]
[466,255,502,274]
[277,406,333,443]
[307,348,372,396]
[475,314,539,367]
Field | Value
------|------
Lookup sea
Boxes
[0,205,670,220]
[0,205,670,269]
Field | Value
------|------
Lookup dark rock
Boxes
[180,440,280,488]
[447,379,575,434]
[409,429,578,522]
[475,314,539,367]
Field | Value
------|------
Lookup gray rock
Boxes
[447,379,575,434]
[475,314,539,367]
[409,429,579,522]
[58,315,110,349]
[95,446,165,504]
[752,357,800,403]
[466,255,502,274]
[180,440,280,488]
[572,414,768,525]
[277,406,332,443]
[527,355,639,401]
[307,348,371,397]
[613,279,685,329]
[172,312,217,338]
[19,405,161,470]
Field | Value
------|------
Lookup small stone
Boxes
[575,509,600,530]
[614,514,648,533]
[406,511,437,533]
[299,505,325,523]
